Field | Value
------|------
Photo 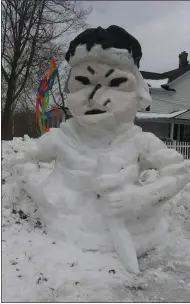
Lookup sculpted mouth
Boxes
[85,109,107,115]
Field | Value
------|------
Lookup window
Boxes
[173,124,185,141]
[58,116,62,126]
[184,125,190,142]
[48,117,52,128]
[173,124,178,140]
[52,116,58,128]
[44,119,48,127]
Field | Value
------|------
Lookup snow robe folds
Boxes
[9,120,189,274]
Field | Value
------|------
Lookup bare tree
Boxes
[1,0,91,139]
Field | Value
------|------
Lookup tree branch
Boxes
[14,0,46,100]
[1,64,10,82]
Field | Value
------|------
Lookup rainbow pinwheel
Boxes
[35,57,58,135]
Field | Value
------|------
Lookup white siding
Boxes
[177,111,190,120]
[150,93,180,113]
[171,71,190,108]
[150,71,190,113]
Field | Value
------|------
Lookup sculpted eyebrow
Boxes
[87,66,95,74]
[105,69,114,77]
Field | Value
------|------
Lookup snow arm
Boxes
[9,129,59,169]
[138,132,189,201]
[106,133,189,218]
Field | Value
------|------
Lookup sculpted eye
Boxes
[75,76,90,85]
[109,77,128,87]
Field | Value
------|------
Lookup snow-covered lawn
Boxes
[2,137,190,302]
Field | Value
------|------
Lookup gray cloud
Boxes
[82,1,190,72]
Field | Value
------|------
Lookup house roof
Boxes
[141,64,190,84]
[144,78,169,89]
[174,109,190,120]
[140,71,164,80]
[162,64,190,83]
[136,109,188,120]
[135,109,190,125]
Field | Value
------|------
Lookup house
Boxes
[46,51,190,142]
[135,109,190,142]
[136,51,190,142]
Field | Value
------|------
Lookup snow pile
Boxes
[2,135,190,302]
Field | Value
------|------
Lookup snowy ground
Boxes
[2,137,190,302]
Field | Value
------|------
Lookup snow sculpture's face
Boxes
[67,61,141,125]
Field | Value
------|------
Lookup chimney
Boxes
[179,51,189,68]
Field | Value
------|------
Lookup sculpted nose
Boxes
[88,84,102,100]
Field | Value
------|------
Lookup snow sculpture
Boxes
[10,25,189,274]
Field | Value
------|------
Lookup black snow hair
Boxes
[65,25,142,68]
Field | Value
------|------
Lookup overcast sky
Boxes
[82,1,190,73]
